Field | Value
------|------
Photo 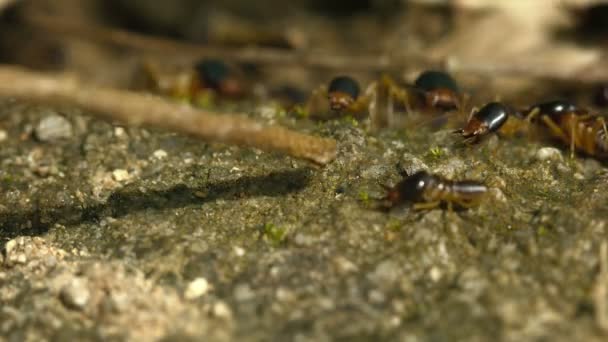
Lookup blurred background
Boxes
[1,0,608,104]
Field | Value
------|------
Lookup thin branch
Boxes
[0,66,337,165]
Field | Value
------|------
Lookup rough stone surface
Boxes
[0,100,607,341]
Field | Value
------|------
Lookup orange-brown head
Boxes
[327,76,360,112]
[415,70,461,111]
[424,88,461,111]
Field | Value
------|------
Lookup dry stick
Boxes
[0,66,337,164]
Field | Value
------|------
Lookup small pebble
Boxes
[276,287,296,302]
[234,283,255,301]
[212,301,233,319]
[489,188,508,203]
[114,127,126,138]
[233,246,245,257]
[4,239,17,255]
[400,153,428,176]
[112,169,130,182]
[0,130,7,142]
[429,266,442,282]
[34,114,73,142]
[333,256,358,274]
[152,149,168,159]
[184,277,210,300]
[535,147,562,162]
[60,278,90,310]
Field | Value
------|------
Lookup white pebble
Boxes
[535,147,562,162]
[35,115,73,142]
[233,246,245,257]
[429,266,442,282]
[4,239,17,255]
[114,127,126,137]
[489,188,508,203]
[184,277,210,299]
[212,301,233,319]
[152,149,168,159]
[60,278,90,310]
[112,169,130,182]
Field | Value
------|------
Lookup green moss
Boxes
[385,218,403,231]
[427,146,444,160]
[290,105,308,119]
[192,91,215,108]
[341,115,359,127]
[262,223,287,246]
[358,190,370,203]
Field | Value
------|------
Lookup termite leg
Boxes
[459,93,471,121]
[540,115,570,145]
[468,106,479,121]
[525,107,540,123]
[413,201,441,211]
[381,75,412,114]
[570,117,576,159]
[453,198,481,209]
[349,94,372,116]
[599,116,608,139]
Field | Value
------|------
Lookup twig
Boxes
[0,66,337,164]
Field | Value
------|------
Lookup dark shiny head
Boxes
[458,102,510,139]
[195,59,230,89]
[387,170,434,204]
[529,100,577,120]
[475,102,511,131]
[328,76,360,111]
[414,70,459,93]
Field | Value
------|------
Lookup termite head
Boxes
[424,88,461,111]
[455,102,511,142]
[195,59,243,96]
[327,76,360,111]
[415,70,461,111]
[384,170,434,206]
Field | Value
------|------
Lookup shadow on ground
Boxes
[0,168,312,247]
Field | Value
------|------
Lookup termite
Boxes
[382,170,488,211]
[526,100,608,159]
